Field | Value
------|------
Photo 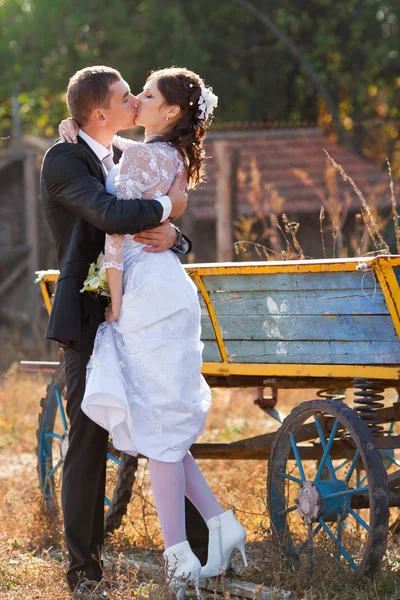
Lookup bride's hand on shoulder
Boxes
[59,117,79,143]
[168,171,188,220]
[105,303,120,323]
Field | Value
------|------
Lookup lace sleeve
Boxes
[113,143,154,200]
[104,233,124,271]
[113,142,183,202]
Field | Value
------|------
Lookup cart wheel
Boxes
[382,394,400,470]
[36,361,137,534]
[332,393,400,531]
[267,399,389,579]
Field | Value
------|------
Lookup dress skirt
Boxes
[81,249,212,462]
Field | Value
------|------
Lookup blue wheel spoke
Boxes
[349,509,370,532]
[45,432,63,440]
[315,419,340,482]
[297,523,322,553]
[334,459,349,472]
[323,486,368,500]
[319,518,358,571]
[314,415,337,479]
[290,435,306,481]
[277,504,297,517]
[47,459,63,479]
[278,472,302,484]
[107,453,120,466]
[104,496,111,507]
[354,472,362,531]
[385,455,400,467]
[344,450,360,485]
[55,387,68,433]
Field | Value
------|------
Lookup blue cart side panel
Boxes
[198,269,400,365]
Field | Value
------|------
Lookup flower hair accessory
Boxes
[197,85,218,121]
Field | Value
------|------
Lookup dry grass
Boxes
[1,370,400,599]
[234,153,397,261]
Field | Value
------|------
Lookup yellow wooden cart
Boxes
[33,255,400,579]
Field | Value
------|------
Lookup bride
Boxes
[60,66,247,597]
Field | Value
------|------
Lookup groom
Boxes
[41,65,208,597]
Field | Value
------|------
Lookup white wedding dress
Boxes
[81,138,212,462]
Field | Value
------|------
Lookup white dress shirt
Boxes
[78,129,172,221]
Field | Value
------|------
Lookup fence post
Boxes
[23,151,40,318]
[214,140,235,262]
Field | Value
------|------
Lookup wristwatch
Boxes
[170,223,191,254]
[172,227,183,248]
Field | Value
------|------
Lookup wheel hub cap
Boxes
[296,481,321,523]
[296,479,351,523]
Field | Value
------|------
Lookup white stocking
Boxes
[183,452,223,522]
[148,457,187,549]
[148,453,223,550]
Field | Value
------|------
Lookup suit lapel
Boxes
[77,136,106,183]
[76,136,123,181]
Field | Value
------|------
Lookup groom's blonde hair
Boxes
[67,65,121,126]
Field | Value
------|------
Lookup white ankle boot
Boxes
[163,540,201,599]
[200,509,248,578]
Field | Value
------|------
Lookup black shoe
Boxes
[71,579,110,599]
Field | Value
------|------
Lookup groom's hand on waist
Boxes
[133,221,177,253]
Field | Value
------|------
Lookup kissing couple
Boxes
[42,64,247,598]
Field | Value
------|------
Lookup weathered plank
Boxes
[203,340,223,362]
[202,270,376,292]
[199,297,217,341]
[199,575,290,599]
[206,289,388,316]
[202,338,400,364]
[223,340,400,364]
[102,556,291,599]
[201,315,398,343]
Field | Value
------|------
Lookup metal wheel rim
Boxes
[36,362,137,533]
[267,399,389,579]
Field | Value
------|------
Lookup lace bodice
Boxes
[104,138,185,270]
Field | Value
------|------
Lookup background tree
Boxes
[0,0,399,174]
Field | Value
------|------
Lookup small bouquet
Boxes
[80,252,110,296]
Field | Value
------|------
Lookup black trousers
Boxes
[62,294,209,591]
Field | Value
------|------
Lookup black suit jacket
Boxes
[41,137,183,347]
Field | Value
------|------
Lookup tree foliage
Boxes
[0,0,399,170]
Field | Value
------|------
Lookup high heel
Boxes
[236,535,248,567]
[163,541,201,599]
[200,509,248,578]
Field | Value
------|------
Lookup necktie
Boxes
[102,152,115,173]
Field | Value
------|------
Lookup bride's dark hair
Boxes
[145,67,214,189]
